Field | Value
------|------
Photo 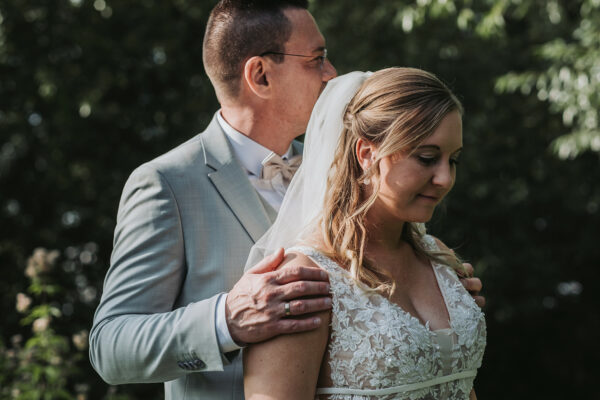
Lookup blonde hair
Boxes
[318,67,465,293]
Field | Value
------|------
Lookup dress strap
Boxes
[315,370,477,396]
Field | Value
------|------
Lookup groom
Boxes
[90,1,483,399]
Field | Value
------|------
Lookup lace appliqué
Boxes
[290,236,486,400]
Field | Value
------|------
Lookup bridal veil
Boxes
[245,71,372,270]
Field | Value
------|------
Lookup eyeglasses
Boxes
[260,48,328,68]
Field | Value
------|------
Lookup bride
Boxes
[243,68,486,399]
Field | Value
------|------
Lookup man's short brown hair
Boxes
[202,0,309,100]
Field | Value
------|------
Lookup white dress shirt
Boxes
[217,111,293,211]
[214,111,293,353]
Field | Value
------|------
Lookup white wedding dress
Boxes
[289,235,486,400]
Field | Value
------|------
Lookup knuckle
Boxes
[289,266,302,279]
[263,289,278,302]
[286,319,299,332]
[255,300,269,313]
[260,274,274,286]
[274,269,286,281]
[256,312,270,325]
[293,301,305,314]
[262,305,274,317]
[296,282,307,293]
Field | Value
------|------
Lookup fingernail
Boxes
[313,317,321,325]
[321,271,327,280]
[324,297,332,307]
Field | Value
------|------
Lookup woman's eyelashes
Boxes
[417,155,438,166]
[416,154,460,166]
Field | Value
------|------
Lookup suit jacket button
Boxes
[177,361,187,370]
[193,359,205,369]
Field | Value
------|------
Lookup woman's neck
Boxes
[363,204,405,251]
[363,206,421,278]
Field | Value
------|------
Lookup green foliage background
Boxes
[1,0,598,398]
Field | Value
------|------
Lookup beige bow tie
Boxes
[257,153,302,196]
[261,153,302,180]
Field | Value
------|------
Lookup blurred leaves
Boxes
[2,249,81,399]
[493,0,600,158]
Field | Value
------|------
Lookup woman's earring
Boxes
[363,177,371,185]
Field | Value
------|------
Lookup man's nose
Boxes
[322,59,337,81]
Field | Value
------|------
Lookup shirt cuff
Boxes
[215,292,245,353]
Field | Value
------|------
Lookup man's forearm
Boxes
[89,294,226,384]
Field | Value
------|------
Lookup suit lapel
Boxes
[201,116,272,242]
[258,195,278,224]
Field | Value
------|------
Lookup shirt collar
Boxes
[217,110,293,177]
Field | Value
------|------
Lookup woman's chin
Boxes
[406,211,435,223]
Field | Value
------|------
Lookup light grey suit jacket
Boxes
[89,114,300,399]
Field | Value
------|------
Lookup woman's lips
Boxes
[418,194,440,202]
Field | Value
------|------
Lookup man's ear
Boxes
[243,56,271,99]
[356,138,377,171]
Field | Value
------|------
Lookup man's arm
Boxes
[89,165,222,384]
[89,165,331,384]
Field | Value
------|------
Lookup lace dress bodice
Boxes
[290,235,486,400]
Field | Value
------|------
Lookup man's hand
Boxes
[225,248,332,344]
[460,262,485,308]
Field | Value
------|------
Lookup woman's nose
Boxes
[432,162,455,190]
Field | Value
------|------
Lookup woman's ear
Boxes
[356,138,377,171]
[243,56,271,99]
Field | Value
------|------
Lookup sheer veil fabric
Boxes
[245,71,372,270]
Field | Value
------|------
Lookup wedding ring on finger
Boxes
[284,301,291,316]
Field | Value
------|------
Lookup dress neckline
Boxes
[291,244,454,335]
[369,261,453,334]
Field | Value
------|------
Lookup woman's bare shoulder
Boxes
[244,248,332,399]
[279,247,324,271]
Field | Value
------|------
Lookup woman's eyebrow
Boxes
[416,144,463,153]
[416,144,440,150]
